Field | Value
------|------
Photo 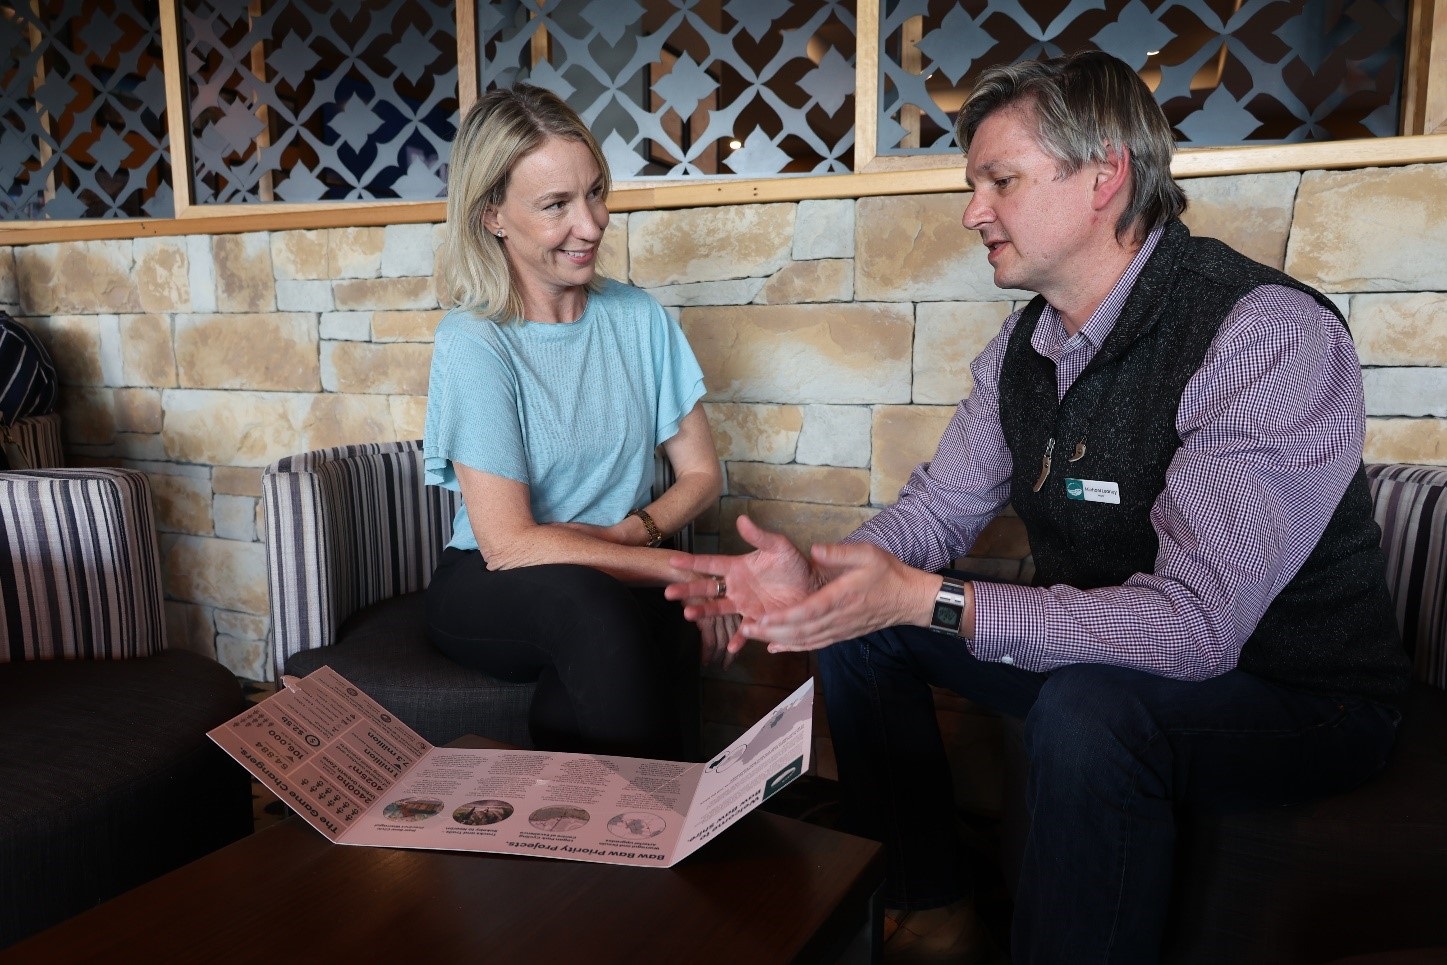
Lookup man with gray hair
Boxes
[669,50,1408,963]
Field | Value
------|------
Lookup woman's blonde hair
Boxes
[435,84,612,321]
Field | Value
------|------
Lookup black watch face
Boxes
[934,604,960,629]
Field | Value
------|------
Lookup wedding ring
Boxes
[714,576,727,599]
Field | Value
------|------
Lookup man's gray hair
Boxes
[955,50,1187,241]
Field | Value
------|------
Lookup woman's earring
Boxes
[495,230,505,239]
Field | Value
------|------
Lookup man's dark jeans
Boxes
[816,625,1400,964]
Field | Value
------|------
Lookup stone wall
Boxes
[3,163,1444,802]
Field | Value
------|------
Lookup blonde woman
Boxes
[424,84,729,758]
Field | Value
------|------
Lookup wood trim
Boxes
[5,133,1446,246]
[456,0,477,112]
[158,0,193,214]
[853,0,879,170]
[1403,0,1447,136]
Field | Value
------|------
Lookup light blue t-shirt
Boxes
[423,279,707,552]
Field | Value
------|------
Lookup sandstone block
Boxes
[134,236,191,311]
[97,314,124,385]
[113,432,168,461]
[871,405,956,504]
[322,341,432,395]
[726,462,870,505]
[276,279,334,311]
[303,393,408,451]
[793,199,855,260]
[27,314,103,385]
[321,311,372,341]
[914,302,1012,404]
[1364,417,1447,465]
[389,395,428,440]
[630,204,794,287]
[328,226,385,278]
[381,223,444,278]
[1363,368,1447,417]
[148,469,213,535]
[163,533,268,615]
[216,608,268,641]
[856,194,1029,302]
[15,240,140,314]
[119,313,177,387]
[1352,293,1447,366]
[1180,172,1299,270]
[271,230,330,280]
[165,601,216,659]
[0,247,16,306]
[217,610,270,679]
[176,313,320,390]
[217,633,270,682]
[756,259,853,305]
[334,276,436,310]
[797,404,872,468]
[161,390,400,467]
[647,278,766,307]
[718,496,875,553]
[187,236,217,313]
[214,494,259,541]
[682,303,912,404]
[213,233,276,312]
[113,388,163,433]
[372,309,443,342]
[701,402,802,463]
[599,213,627,282]
[213,465,264,497]
[1288,164,1447,291]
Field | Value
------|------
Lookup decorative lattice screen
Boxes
[876,0,1407,156]
[183,0,459,204]
[1,0,171,220]
[477,0,858,178]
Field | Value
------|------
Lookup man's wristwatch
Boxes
[929,576,967,635]
[628,508,665,547]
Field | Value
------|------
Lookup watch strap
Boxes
[628,507,665,547]
[930,576,967,635]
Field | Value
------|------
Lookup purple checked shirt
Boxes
[851,227,1368,681]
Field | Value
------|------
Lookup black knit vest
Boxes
[998,219,1408,706]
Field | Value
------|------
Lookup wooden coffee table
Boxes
[2,744,884,964]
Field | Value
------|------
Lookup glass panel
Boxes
[0,0,171,220]
[184,0,459,204]
[877,0,1409,156]
[476,0,857,178]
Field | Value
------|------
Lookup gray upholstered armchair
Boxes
[262,439,699,751]
[0,467,253,948]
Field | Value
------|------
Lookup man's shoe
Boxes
[882,898,1006,964]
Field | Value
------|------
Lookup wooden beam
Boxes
[1403,0,1447,135]
[457,0,477,112]
[853,0,879,170]
[158,0,193,214]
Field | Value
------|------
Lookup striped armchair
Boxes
[0,468,253,948]
[1159,462,1447,962]
[262,439,698,750]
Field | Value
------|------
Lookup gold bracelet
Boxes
[628,508,665,547]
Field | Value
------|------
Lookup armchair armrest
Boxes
[262,440,458,679]
[0,468,165,662]
[1365,462,1447,690]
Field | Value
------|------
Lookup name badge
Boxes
[1065,478,1120,504]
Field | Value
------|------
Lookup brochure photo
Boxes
[209,666,814,868]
